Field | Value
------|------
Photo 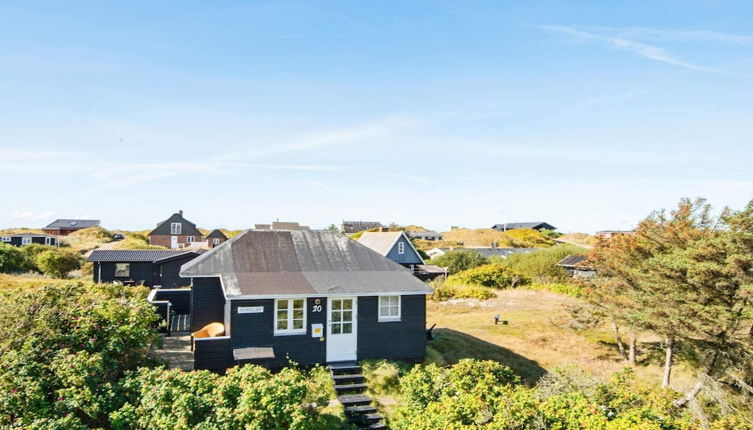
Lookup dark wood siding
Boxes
[157,256,195,288]
[230,297,327,367]
[152,289,191,314]
[4,236,56,247]
[357,295,426,361]
[95,262,156,286]
[191,277,226,332]
[194,337,233,372]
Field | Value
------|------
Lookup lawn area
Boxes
[424,288,696,390]
[0,273,96,291]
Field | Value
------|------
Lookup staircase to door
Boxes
[329,361,386,430]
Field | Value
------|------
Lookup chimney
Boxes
[178,210,183,217]
[379,227,389,232]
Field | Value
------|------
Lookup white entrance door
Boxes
[326,297,357,362]
[170,236,178,249]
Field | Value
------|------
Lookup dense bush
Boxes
[0,283,161,428]
[112,365,340,430]
[527,282,585,298]
[448,264,529,288]
[35,249,82,278]
[0,244,25,273]
[392,360,699,430]
[430,249,489,274]
[361,360,406,396]
[430,280,495,301]
[498,244,587,282]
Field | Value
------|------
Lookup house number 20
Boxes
[312,305,323,312]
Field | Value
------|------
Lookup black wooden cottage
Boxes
[0,233,57,247]
[206,229,228,248]
[180,229,433,372]
[87,250,203,287]
[491,221,557,232]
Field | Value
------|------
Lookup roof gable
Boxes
[358,231,424,264]
[149,212,202,237]
[206,229,228,239]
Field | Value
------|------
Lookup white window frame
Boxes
[397,241,405,254]
[378,295,401,322]
[0,236,10,243]
[274,298,307,335]
[114,263,130,277]
[170,222,182,235]
[21,237,32,245]
[44,237,53,246]
[186,236,195,243]
[212,238,220,245]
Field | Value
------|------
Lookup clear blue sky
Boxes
[2,1,752,233]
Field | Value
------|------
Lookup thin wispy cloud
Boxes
[592,27,753,45]
[538,25,726,74]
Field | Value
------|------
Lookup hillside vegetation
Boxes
[442,227,556,248]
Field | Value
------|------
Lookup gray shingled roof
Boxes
[45,219,100,229]
[7,233,56,238]
[181,230,432,297]
[87,250,199,263]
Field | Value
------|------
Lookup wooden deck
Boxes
[151,335,194,371]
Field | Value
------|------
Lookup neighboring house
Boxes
[427,247,538,259]
[341,221,383,234]
[595,230,635,238]
[0,233,57,247]
[357,231,445,280]
[206,229,228,248]
[43,219,100,236]
[180,229,433,371]
[491,222,557,232]
[407,230,443,241]
[254,222,310,230]
[556,254,596,279]
[148,210,204,249]
[87,249,203,288]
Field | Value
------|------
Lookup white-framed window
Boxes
[21,237,32,245]
[397,241,405,254]
[170,222,182,235]
[0,236,10,243]
[44,237,53,246]
[115,263,130,277]
[212,238,220,245]
[274,298,306,335]
[187,236,195,243]
[378,295,401,322]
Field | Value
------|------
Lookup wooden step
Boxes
[328,361,360,375]
[335,383,367,393]
[332,373,365,383]
[357,423,386,430]
[344,405,378,415]
[338,394,372,406]
[348,413,383,424]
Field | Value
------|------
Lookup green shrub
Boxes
[0,243,25,273]
[34,249,82,278]
[527,282,585,298]
[392,361,698,430]
[500,244,587,282]
[447,264,529,288]
[113,365,342,430]
[0,283,161,428]
[430,249,489,274]
[430,281,495,301]
[361,360,406,396]
[19,243,55,271]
